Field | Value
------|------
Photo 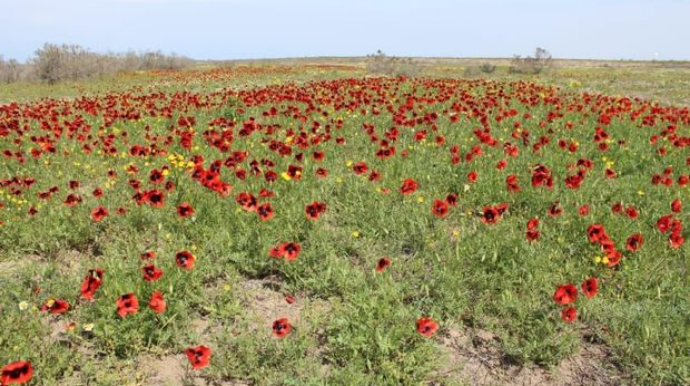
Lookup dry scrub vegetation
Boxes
[0,43,191,84]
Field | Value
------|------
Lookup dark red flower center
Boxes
[5,365,29,378]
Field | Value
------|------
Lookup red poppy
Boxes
[506,174,521,192]
[527,218,539,231]
[141,251,156,260]
[269,245,283,259]
[625,206,639,220]
[526,229,540,243]
[80,269,104,300]
[305,201,327,220]
[284,295,296,304]
[116,293,139,318]
[175,251,196,270]
[581,277,598,298]
[279,242,301,261]
[657,215,673,233]
[368,170,382,182]
[265,170,278,182]
[564,173,583,189]
[587,224,607,243]
[670,231,685,249]
[142,264,164,282]
[40,298,70,314]
[185,345,212,370]
[467,171,478,183]
[416,317,439,338]
[399,178,418,195]
[148,291,166,314]
[671,199,682,214]
[561,307,577,323]
[376,147,395,160]
[150,169,164,184]
[91,206,108,222]
[578,205,590,216]
[22,177,36,187]
[553,284,578,305]
[605,249,622,267]
[315,168,329,178]
[210,180,232,197]
[236,192,258,212]
[625,233,644,251]
[177,202,195,218]
[547,202,563,217]
[257,202,274,221]
[133,192,145,206]
[531,165,554,189]
[670,220,683,234]
[272,318,292,338]
[286,164,303,180]
[495,203,509,215]
[145,190,165,208]
[257,188,273,199]
[678,175,689,187]
[451,154,461,165]
[63,193,82,207]
[446,193,458,206]
[431,199,449,218]
[481,206,500,224]
[1,361,33,385]
[376,257,391,272]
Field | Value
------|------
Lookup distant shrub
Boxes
[0,43,193,85]
[0,56,22,83]
[463,66,482,78]
[366,50,421,77]
[463,62,497,78]
[479,63,497,74]
[509,47,553,74]
[33,43,193,84]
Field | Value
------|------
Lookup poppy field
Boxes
[0,66,689,385]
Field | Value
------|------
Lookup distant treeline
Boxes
[0,43,192,84]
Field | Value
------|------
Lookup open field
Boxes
[3,58,690,107]
[0,62,688,386]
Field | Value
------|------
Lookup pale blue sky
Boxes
[1,0,688,61]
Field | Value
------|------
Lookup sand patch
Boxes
[434,328,626,386]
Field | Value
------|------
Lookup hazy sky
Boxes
[1,0,688,61]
